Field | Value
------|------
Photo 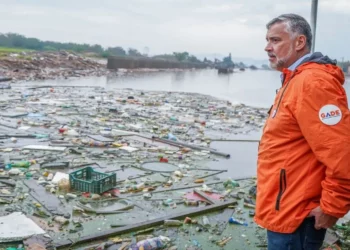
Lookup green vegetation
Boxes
[0,33,137,58]
[0,46,33,58]
[173,52,201,63]
[0,46,32,53]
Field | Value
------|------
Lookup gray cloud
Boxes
[0,0,348,60]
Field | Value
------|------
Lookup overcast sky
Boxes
[0,0,349,61]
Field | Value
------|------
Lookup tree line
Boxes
[0,33,204,63]
[0,33,143,58]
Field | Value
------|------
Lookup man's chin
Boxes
[269,62,278,70]
[269,62,283,72]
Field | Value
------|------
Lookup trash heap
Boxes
[0,51,107,82]
[4,84,340,249]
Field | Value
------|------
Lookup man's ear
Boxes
[295,35,307,51]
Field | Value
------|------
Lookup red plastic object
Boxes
[184,191,223,202]
[82,192,91,198]
[159,157,169,163]
[58,128,67,134]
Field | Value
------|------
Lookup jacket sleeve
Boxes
[294,74,350,218]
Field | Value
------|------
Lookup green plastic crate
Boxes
[69,167,116,194]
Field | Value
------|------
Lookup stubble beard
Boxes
[270,47,293,71]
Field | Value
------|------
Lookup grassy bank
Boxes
[0,47,33,59]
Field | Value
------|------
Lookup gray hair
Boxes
[266,14,312,50]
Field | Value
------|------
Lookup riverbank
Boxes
[0,51,195,83]
[0,50,107,82]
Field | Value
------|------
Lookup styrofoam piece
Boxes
[120,146,139,152]
[52,172,69,184]
[0,212,46,242]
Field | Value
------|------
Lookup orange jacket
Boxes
[254,53,350,233]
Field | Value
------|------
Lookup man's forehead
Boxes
[266,22,289,37]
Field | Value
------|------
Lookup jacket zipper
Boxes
[275,169,287,211]
[271,73,295,118]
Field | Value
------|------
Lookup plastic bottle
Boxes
[162,199,174,206]
[164,220,183,227]
[223,178,240,189]
[168,133,177,141]
[33,134,49,139]
[7,161,31,168]
[129,183,145,191]
[202,216,210,227]
[228,217,248,226]
[129,236,170,250]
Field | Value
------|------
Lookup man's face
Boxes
[265,22,297,71]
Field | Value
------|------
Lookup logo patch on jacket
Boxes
[319,104,342,125]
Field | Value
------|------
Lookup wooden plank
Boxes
[24,180,67,216]
[55,200,237,248]
[194,189,220,205]
[197,170,227,179]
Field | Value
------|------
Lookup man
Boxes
[255,13,350,250]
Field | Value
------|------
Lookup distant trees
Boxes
[105,47,126,56]
[173,52,200,63]
[128,48,142,57]
[173,52,189,62]
[0,33,142,58]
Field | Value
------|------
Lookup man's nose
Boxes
[265,43,272,52]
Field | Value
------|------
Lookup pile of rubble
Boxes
[0,51,108,82]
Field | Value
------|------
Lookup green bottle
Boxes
[9,161,31,168]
